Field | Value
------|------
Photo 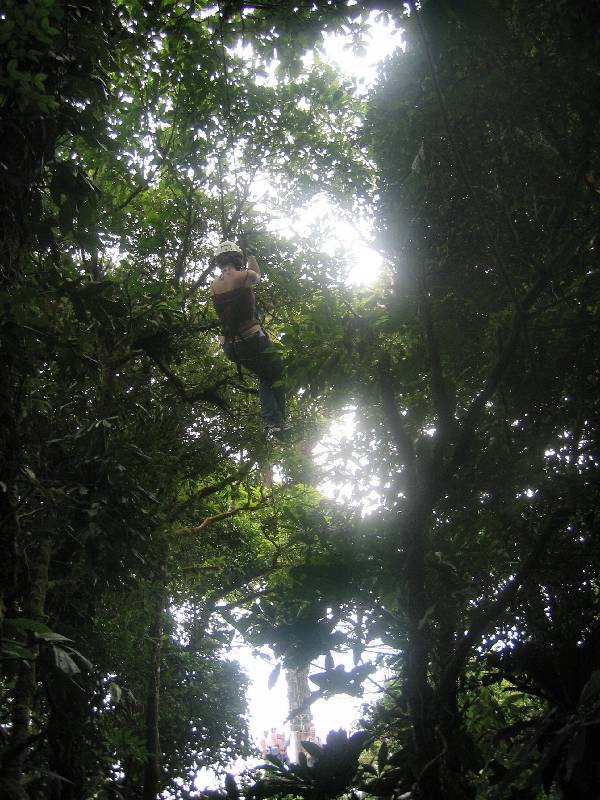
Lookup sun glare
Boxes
[247,13,402,288]
[226,12,401,776]
[321,11,404,92]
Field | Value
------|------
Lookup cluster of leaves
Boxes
[0,0,389,798]
[345,1,600,798]
[242,730,372,800]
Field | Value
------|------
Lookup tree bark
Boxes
[402,505,443,800]
[286,664,313,762]
[2,534,51,791]
[142,555,168,800]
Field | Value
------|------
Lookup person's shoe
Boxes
[265,424,291,442]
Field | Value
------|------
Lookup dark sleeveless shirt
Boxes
[212,286,257,337]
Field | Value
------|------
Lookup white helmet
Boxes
[214,240,243,258]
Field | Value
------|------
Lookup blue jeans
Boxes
[223,331,286,428]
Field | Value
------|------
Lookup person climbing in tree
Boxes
[211,241,290,441]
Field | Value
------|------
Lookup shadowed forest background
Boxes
[1,1,599,799]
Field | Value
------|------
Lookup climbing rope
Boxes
[216,1,242,240]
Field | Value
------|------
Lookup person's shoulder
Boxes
[226,269,258,288]
[212,274,236,294]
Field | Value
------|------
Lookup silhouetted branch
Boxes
[377,349,416,476]
[444,504,570,687]
[150,355,232,414]
[420,287,454,446]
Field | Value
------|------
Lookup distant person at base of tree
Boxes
[280,731,290,761]
[305,723,321,766]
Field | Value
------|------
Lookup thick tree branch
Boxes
[448,309,524,477]
[169,463,253,519]
[175,495,269,535]
[215,587,273,612]
[420,287,455,444]
[115,179,151,213]
[377,350,416,476]
[448,226,592,478]
[449,281,546,475]
[114,116,180,213]
[150,355,232,414]
[444,504,570,688]
[222,164,258,241]
[183,262,218,300]
[142,557,167,800]
[174,187,197,286]
[224,379,258,395]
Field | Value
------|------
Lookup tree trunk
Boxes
[2,535,51,792]
[403,496,476,799]
[142,557,168,800]
[286,664,313,762]
[46,686,90,800]
[436,593,478,800]
[0,329,20,633]
[402,497,444,800]
[0,90,47,648]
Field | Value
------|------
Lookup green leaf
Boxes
[299,739,322,759]
[4,617,51,635]
[0,639,36,661]
[50,645,81,676]
[35,631,73,644]
[377,738,389,774]
[268,662,281,689]
[418,603,437,629]
[109,682,122,704]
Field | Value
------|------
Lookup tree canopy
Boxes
[1,1,599,799]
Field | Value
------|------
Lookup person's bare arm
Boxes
[233,268,259,289]
[246,254,261,280]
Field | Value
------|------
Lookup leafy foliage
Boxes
[1,1,600,800]
[246,729,372,800]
